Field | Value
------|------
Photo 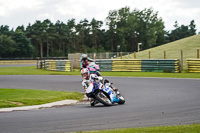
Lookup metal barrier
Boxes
[95,60,112,71]
[42,59,180,73]
[112,59,141,72]
[45,60,71,72]
[187,59,200,72]
[141,59,180,73]
[95,59,180,73]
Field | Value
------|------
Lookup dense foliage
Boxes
[0,7,197,58]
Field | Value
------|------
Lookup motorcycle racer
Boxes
[80,54,94,69]
[81,68,118,106]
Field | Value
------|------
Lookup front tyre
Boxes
[95,91,112,106]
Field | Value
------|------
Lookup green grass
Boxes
[0,66,200,78]
[122,34,200,69]
[0,88,84,108]
[76,124,200,133]
[101,71,200,78]
[0,66,80,75]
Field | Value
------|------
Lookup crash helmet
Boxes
[81,54,88,60]
[81,68,90,79]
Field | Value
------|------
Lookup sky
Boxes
[0,0,200,32]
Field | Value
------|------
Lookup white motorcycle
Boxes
[85,79,125,106]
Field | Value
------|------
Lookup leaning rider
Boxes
[80,54,94,69]
[81,68,118,106]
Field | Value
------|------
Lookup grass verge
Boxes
[0,66,80,75]
[101,71,200,79]
[0,66,200,79]
[76,124,200,133]
[0,88,84,108]
[122,35,200,69]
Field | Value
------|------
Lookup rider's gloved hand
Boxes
[98,77,103,81]
[93,76,103,84]
[104,79,109,84]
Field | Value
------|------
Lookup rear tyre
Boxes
[95,91,112,106]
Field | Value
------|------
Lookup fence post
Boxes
[120,52,122,59]
[134,51,136,59]
[106,52,109,59]
[164,50,166,59]
[90,53,92,59]
[93,53,96,60]
[99,53,102,60]
[74,54,76,69]
[197,48,199,59]
[117,52,119,57]
[149,50,151,59]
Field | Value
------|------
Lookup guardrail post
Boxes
[178,59,181,73]
[106,52,109,59]
[43,60,45,69]
[120,52,122,59]
[197,48,199,59]
[180,50,183,71]
[37,60,41,69]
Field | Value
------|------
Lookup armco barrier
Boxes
[141,59,180,73]
[45,60,71,72]
[95,60,112,71]
[43,59,179,72]
[187,59,200,72]
[95,59,180,73]
[112,59,141,72]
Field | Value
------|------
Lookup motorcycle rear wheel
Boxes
[95,91,112,106]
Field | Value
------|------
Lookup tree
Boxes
[75,19,90,52]
[168,20,197,42]
[67,19,77,53]
[0,25,12,36]
[189,20,196,35]
[106,9,118,52]
[12,29,34,57]
[133,8,166,50]
[106,7,166,52]
[90,18,103,50]
[29,19,53,57]
[0,7,198,58]
[0,35,16,58]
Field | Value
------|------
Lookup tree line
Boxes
[0,7,197,58]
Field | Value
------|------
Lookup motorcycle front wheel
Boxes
[95,91,112,106]
[118,95,125,104]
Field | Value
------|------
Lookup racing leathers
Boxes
[80,57,94,69]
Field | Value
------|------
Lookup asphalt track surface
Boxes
[0,75,200,133]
